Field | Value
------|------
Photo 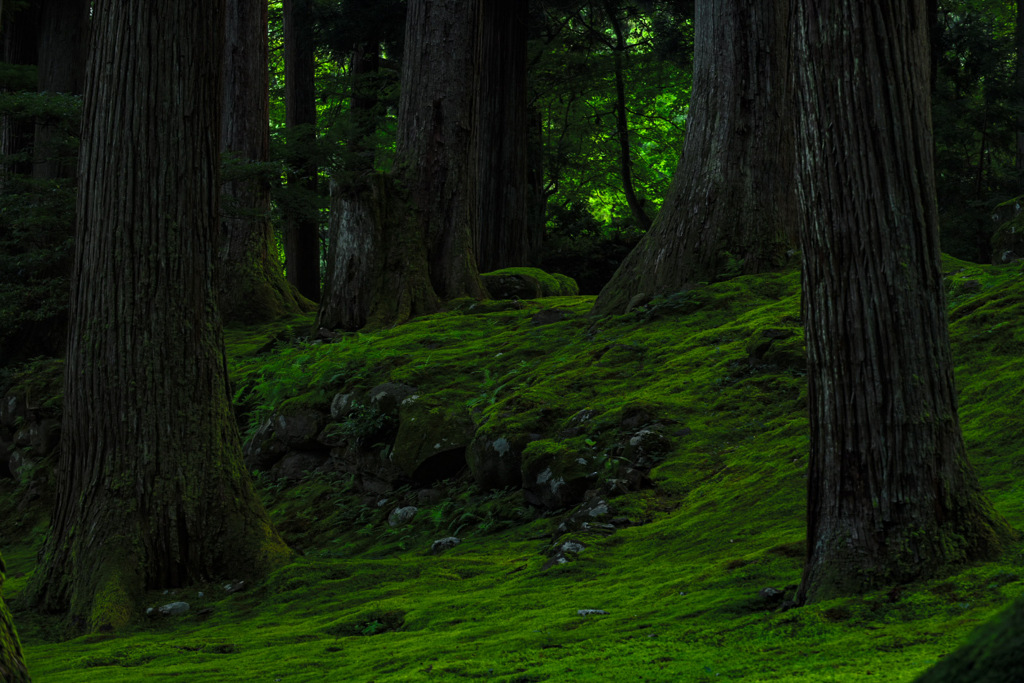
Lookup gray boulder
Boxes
[368,383,418,417]
[430,537,461,554]
[243,418,288,471]
[272,452,329,481]
[388,506,418,528]
[274,410,327,450]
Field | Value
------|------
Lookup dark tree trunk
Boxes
[397,0,485,302]
[317,0,485,331]
[282,0,320,302]
[1016,0,1024,188]
[28,0,290,632]
[220,0,311,323]
[592,0,798,315]
[33,0,89,180]
[793,0,1012,604]
[526,107,547,259]
[604,0,652,233]
[472,0,531,272]
[1,4,39,182]
[0,553,30,682]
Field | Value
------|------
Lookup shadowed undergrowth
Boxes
[3,257,1023,681]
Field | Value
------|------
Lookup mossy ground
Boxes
[4,259,1024,681]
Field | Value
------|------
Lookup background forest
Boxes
[1,0,1023,681]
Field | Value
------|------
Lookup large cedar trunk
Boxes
[397,0,485,302]
[0,553,30,682]
[33,0,89,180]
[316,46,435,331]
[592,0,797,315]
[282,0,320,302]
[472,0,531,273]
[220,0,310,323]
[1016,0,1024,187]
[29,0,290,631]
[793,0,1011,604]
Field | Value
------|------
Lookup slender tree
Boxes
[220,0,310,323]
[29,0,290,631]
[0,552,30,682]
[592,0,797,315]
[282,0,321,302]
[1016,0,1024,187]
[793,0,1012,604]
[473,0,532,272]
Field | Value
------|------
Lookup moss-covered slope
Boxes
[3,259,1023,682]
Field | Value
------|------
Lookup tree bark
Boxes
[397,0,485,302]
[1016,0,1024,189]
[1,4,39,183]
[472,0,532,272]
[282,0,320,302]
[29,0,290,632]
[220,0,311,323]
[33,0,89,180]
[592,0,798,315]
[0,553,30,682]
[793,0,1012,604]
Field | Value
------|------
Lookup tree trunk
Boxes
[0,553,30,682]
[220,0,311,323]
[605,0,652,233]
[282,0,320,302]
[28,0,290,632]
[1016,0,1024,189]
[1,4,39,183]
[472,0,531,273]
[793,0,1012,604]
[397,0,485,302]
[592,0,798,315]
[318,45,426,332]
[33,0,88,180]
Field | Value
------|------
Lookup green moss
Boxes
[481,267,579,299]
[8,261,1024,681]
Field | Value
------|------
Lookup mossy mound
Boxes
[4,261,1024,681]
[481,267,579,299]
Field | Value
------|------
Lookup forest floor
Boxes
[3,257,1024,682]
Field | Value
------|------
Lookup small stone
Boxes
[560,540,585,555]
[223,581,247,594]
[197,592,204,598]
[388,505,418,528]
[577,609,609,617]
[430,537,461,554]
[146,607,155,616]
[158,601,190,616]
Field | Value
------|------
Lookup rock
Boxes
[330,393,356,420]
[559,409,598,438]
[530,309,570,326]
[274,410,327,450]
[8,449,39,483]
[12,419,60,456]
[522,439,596,510]
[543,539,586,569]
[480,267,578,300]
[243,418,288,472]
[416,488,444,505]
[223,581,246,594]
[391,398,473,484]
[467,433,527,490]
[625,429,672,465]
[272,452,329,481]
[619,405,655,431]
[368,383,418,417]
[388,506,418,528]
[430,537,461,554]
[158,601,190,616]
[577,609,608,617]
[0,394,26,429]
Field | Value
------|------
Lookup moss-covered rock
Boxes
[521,437,597,509]
[991,212,1024,264]
[392,397,475,484]
[467,431,528,490]
[481,267,579,300]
